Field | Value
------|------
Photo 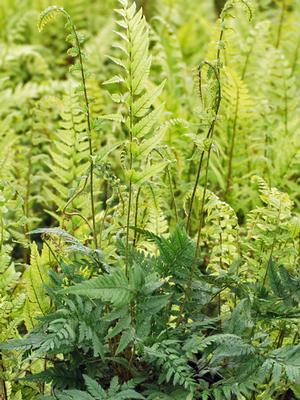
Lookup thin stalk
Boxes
[283,79,288,136]
[24,132,33,234]
[148,182,161,237]
[0,356,8,400]
[185,29,224,234]
[125,15,134,275]
[186,151,205,232]
[262,117,272,186]
[99,207,109,247]
[43,240,61,268]
[133,187,141,247]
[20,129,34,263]
[0,217,4,251]
[154,148,178,223]
[186,150,212,283]
[122,10,137,370]
[70,18,98,249]
[166,165,178,223]
[261,202,282,289]
[276,327,285,348]
[291,34,300,76]
[225,83,240,196]
[275,0,286,49]
[179,62,221,322]
[125,179,133,274]
[219,218,223,269]
[293,332,298,345]
[125,150,134,273]
[187,144,196,182]
[0,381,8,400]
[241,38,255,80]
[62,174,94,235]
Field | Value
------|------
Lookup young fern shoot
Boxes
[182,0,253,320]
[38,6,98,248]
[185,0,253,234]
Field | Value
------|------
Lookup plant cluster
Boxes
[0,0,300,399]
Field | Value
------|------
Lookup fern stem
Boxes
[23,131,34,262]
[99,207,109,248]
[0,217,3,251]
[43,240,60,268]
[291,33,300,76]
[0,356,8,400]
[283,80,288,136]
[241,37,255,80]
[125,121,133,274]
[179,62,221,323]
[188,150,211,279]
[0,380,8,400]
[262,202,282,289]
[293,332,298,345]
[185,151,205,233]
[276,327,285,348]
[39,8,98,247]
[125,11,134,274]
[166,165,178,224]
[275,0,286,49]
[225,83,240,197]
[71,22,98,249]
[154,149,178,223]
[185,28,223,234]
[62,174,94,235]
[24,132,33,234]
[133,187,141,247]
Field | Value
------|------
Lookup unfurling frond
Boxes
[38,6,67,32]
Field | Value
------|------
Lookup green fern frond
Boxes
[23,242,51,330]
[64,270,133,307]
[40,374,144,400]
[43,85,89,214]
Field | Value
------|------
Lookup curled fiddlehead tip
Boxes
[37,5,66,32]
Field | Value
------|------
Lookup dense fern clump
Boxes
[0,0,299,399]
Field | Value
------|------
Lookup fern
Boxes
[244,177,299,279]
[102,0,167,259]
[1,1,300,399]
[64,269,134,307]
[38,6,66,33]
[22,242,52,330]
[41,375,144,399]
[38,3,99,248]
[43,84,90,233]
[215,67,255,202]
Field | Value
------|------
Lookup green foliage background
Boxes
[0,0,300,399]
